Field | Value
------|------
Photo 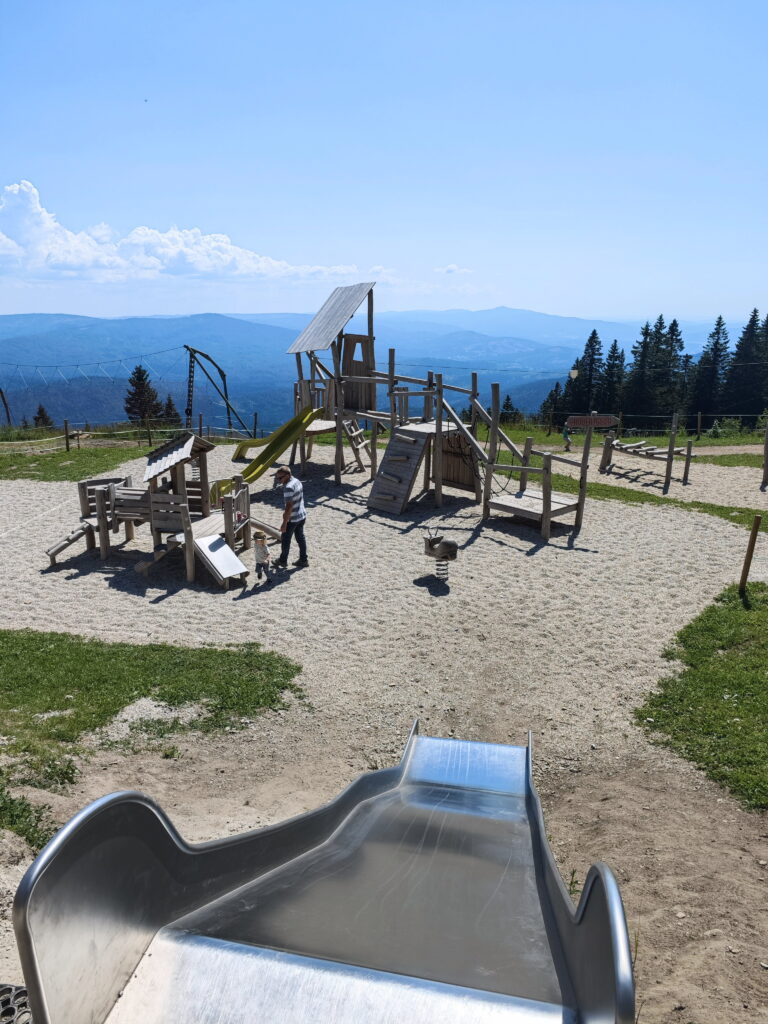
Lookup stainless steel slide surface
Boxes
[14,728,635,1023]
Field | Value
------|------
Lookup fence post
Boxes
[683,439,693,484]
[252,412,258,438]
[599,431,615,473]
[64,419,70,452]
[739,515,762,594]
[198,413,203,437]
[145,418,153,446]
[696,411,702,439]
[663,413,678,494]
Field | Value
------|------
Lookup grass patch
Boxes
[0,629,303,843]
[635,584,768,810]
[0,777,56,851]
[697,453,765,469]
[0,446,152,482]
[0,630,303,756]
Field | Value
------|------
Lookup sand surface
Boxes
[0,444,766,1023]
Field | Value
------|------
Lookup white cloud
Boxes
[0,181,357,283]
[433,263,472,275]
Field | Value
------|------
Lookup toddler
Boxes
[253,531,272,585]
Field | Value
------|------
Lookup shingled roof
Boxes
[143,432,215,483]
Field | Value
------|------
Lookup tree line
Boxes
[540,309,768,429]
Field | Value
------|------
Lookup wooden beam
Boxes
[663,413,678,494]
[541,453,552,540]
[574,426,592,532]
[332,337,344,485]
[520,436,533,493]
[441,398,488,462]
[482,384,500,518]
[434,374,444,506]
[388,348,397,431]
[683,439,693,485]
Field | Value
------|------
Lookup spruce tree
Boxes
[579,330,605,410]
[602,340,625,413]
[163,394,182,426]
[33,404,54,428]
[622,322,654,423]
[124,365,163,423]
[539,381,564,427]
[721,309,766,420]
[688,315,730,417]
[654,318,685,413]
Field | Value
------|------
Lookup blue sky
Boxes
[0,0,765,319]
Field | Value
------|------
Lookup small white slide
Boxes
[193,536,249,587]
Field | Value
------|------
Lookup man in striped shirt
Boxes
[275,466,308,569]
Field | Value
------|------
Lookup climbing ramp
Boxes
[14,727,635,1024]
[367,427,431,512]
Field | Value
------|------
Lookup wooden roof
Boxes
[287,282,374,354]
[143,432,215,483]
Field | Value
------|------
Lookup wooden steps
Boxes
[367,431,430,513]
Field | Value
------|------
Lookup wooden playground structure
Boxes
[285,283,593,539]
[47,432,253,588]
[598,412,695,494]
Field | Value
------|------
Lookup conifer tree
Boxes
[33,404,54,428]
[688,316,730,416]
[622,322,654,421]
[539,380,565,427]
[602,340,625,413]
[163,394,182,427]
[654,318,684,413]
[721,309,766,420]
[124,365,163,423]
[578,330,605,410]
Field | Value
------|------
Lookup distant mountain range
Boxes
[0,306,722,430]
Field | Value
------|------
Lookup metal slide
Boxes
[14,727,635,1024]
[231,406,326,466]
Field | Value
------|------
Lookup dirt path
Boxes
[0,445,766,1022]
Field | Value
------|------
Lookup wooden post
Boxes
[298,378,310,473]
[252,412,258,438]
[683,439,693,484]
[64,419,70,452]
[425,370,434,421]
[541,453,552,540]
[434,374,444,507]
[617,412,623,437]
[762,422,768,490]
[696,411,702,439]
[332,336,344,485]
[599,431,615,474]
[223,494,236,550]
[145,418,152,446]
[199,452,211,517]
[574,426,593,532]
[520,436,533,493]
[388,348,396,431]
[198,413,203,438]
[369,420,378,480]
[470,373,479,438]
[739,515,762,593]
[663,413,678,494]
[482,383,500,518]
[94,487,111,559]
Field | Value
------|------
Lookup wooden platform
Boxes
[488,488,579,521]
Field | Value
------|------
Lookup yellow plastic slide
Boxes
[214,407,327,503]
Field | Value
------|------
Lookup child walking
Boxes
[253,531,273,585]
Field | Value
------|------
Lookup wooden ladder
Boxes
[342,418,371,471]
[367,430,430,513]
